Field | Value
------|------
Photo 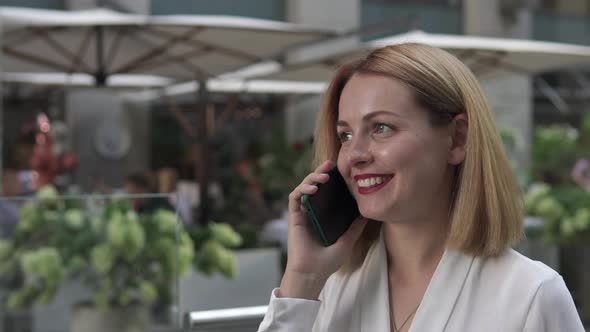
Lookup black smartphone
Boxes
[302,166,360,246]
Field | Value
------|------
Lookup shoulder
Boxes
[447,249,583,330]
[474,249,579,318]
[478,248,559,288]
[463,248,568,314]
[493,250,574,306]
[490,250,588,331]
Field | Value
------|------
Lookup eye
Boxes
[373,123,394,135]
[338,131,353,143]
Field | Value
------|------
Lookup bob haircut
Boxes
[313,43,523,266]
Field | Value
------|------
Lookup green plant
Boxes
[524,183,590,244]
[211,129,312,249]
[524,114,590,244]
[253,136,313,214]
[499,127,529,191]
[0,186,241,310]
[532,125,578,185]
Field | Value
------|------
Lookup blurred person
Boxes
[235,157,273,226]
[258,44,584,331]
[571,159,590,191]
[125,172,173,214]
[157,167,193,224]
[0,169,22,237]
[260,210,289,252]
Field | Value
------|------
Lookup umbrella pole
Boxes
[0,27,3,194]
[94,26,107,86]
[195,80,210,225]
[0,84,3,195]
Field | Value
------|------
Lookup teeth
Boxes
[357,176,391,188]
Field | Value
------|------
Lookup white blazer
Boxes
[258,230,584,331]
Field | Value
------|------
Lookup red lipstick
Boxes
[353,174,393,195]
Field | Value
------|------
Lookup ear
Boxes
[448,113,468,165]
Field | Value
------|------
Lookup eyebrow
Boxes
[336,110,401,127]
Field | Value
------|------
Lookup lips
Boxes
[353,174,394,195]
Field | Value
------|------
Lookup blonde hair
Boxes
[314,43,522,267]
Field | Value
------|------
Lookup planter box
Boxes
[0,308,31,332]
[15,247,280,332]
[178,247,281,314]
[70,305,149,332]
[32,280,92,332]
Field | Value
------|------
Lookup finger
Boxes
[332,217,368,250]
[303,172,330,186]
[288,184,318,213]
[314,160,334,174]
[289,171,329,214]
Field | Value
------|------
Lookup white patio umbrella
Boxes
[2,72,174,88]
[0,6,335,83]
[223,29,590,115]
[0,6,337,222]
[121,79,327,102]
[227,30,590,82]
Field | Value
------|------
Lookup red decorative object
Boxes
[28,113,79,189]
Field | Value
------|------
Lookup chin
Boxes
[358,205,388,222]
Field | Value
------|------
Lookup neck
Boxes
[383,215,449,285]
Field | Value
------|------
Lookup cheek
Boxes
[336,146,348,172]
[337,150,357,193]
[409,142,450,184]
[383,137,447,176]
[375,140,416,169]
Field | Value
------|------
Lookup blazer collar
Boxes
[409,248,475,331]
[357,229,475,332]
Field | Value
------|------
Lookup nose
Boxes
[347,136,373,167]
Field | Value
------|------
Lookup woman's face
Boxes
[336,74,456,224]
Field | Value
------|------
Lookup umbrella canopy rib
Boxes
[32,27,93,73]
[144,26,262,63]
[112,26,202,74]
[2,46,72,72]
[69,27,94,73]
[125,45,211,74]
[120,32,212,78]
[3,27,36,45]
[104,25,127,70]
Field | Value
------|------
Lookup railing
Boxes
[183,305,268,331]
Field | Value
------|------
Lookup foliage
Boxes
[499,127,529,190]
[531,126,578,185]
[525,112,590,244]
[253,136,313,214]
[211,127,312,249]
[524,183,590,244]
[190,222,242,278]
[0,186,241,310]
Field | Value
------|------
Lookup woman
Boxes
[257,43,584,331]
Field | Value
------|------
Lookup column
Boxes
[284,0,360,142]
[464,0,533,177]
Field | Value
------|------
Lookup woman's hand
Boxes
[279,160,368,300]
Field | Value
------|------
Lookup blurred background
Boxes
[0,0,589,331]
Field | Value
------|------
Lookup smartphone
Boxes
[302,166,360,246]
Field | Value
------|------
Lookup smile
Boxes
[353,174,394,195]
